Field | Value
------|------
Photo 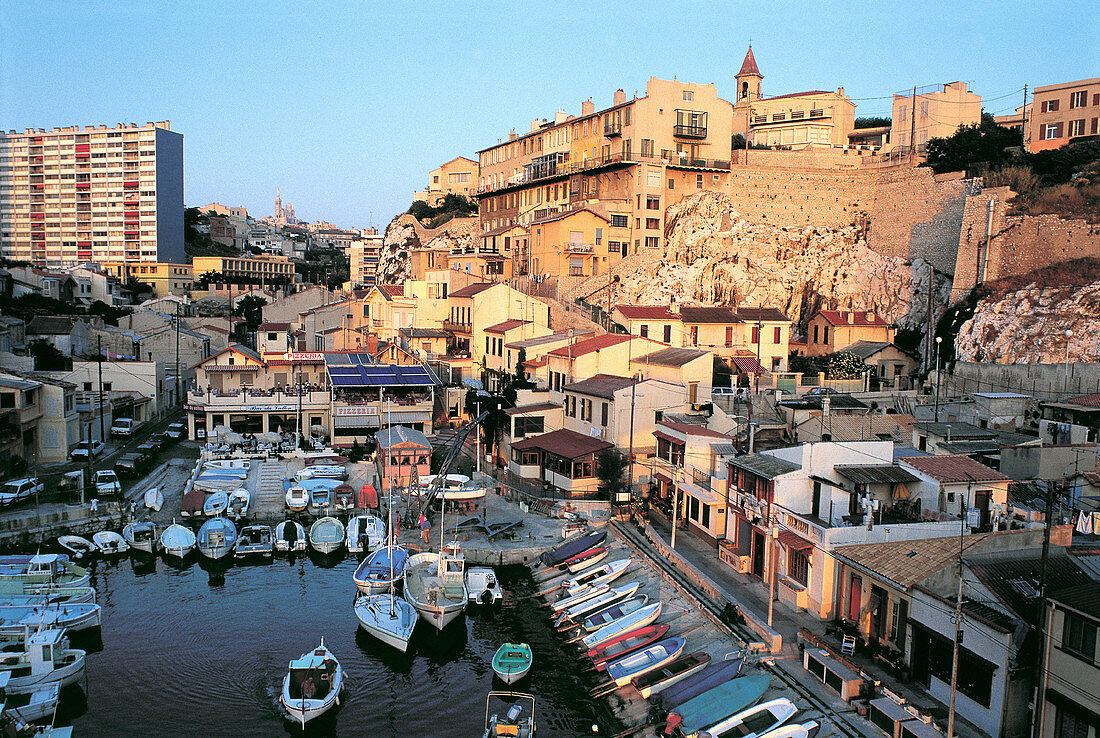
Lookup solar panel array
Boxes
[324,354,438,388]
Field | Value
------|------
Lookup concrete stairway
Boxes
[253,461,289,509]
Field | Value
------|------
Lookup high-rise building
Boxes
[0,120,184,266]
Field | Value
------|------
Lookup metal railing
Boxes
[673,124,707,139]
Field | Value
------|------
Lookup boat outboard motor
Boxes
[506,704,523,723]
[285,524,299,545]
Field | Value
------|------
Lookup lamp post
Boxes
[934,335,942,423]
[1064,329,1073,389]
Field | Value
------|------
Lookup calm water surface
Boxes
[60,553,618,737]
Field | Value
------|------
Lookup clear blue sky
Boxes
[2,1,1095,230]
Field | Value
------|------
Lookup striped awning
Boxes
[778,530,814,551]
[731,356,767,374]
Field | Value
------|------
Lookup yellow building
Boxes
[528,208,630,278]
[414,156,478,206]
[101,260,193,297]
[805,310,895,357]
[191,254,297,291]
[890,81,982,156]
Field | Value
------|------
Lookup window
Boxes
[1068,119,1086,136]
[787,549,809,585]
[898,105,907,122]
[647,170,661,187]
[0,393,12,409]
[102,382,112,391]
[610,214,628,228]
[646,218,660,229]
[1055,704,1092,738]
[812,325,819,344]
[646,196,660,210]
[1042,99,1060,113]
[1063,611,1097,661]
[645,236,659,249]
[514,416,544,438]
[910,625,995,707]
[696,174,704,189]
[682,90,694,101]
[640,325,648,339]
[663,325,672,343]
[773,326,781,344]
[823,325,829,344]
[1070,91,1087,108]
[83,382,92,391]
[600,402,609,427]
[751,326,760,344]
[725,327,733,347]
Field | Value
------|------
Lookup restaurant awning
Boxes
[777,530,814,551]
[731,356,767,374]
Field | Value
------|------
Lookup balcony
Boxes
[441,319,470,334]
[673,124,707,139]
[188,388,332,410]
[563,243,594,254]
[604,122,622,137]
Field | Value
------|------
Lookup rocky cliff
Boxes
[376,214,479,284]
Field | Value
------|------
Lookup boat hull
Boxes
[354,594,417,652]
[566,547,609,573]
[403,552,467,631]
[4,684,60,724]
[122,523,158,554]
[582,602,663,650]
[5,650,86,694]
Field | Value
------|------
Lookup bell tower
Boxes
[735,46,763,104]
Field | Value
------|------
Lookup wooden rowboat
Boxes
[630,651,711,698]
[588,623,671,670]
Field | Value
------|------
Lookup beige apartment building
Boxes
[349,230,383,287]
[1038,584,1100,738]
[415,156,478,206]
[192,255,297,290]
[0,121,184,266]
[890,82,982,155]
[101,261,193,297]
[1027,78,1100,152]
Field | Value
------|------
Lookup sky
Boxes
[2,1,1095,230]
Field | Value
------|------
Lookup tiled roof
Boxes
[635,347,709,367]
[26,316,77,335]
[834,464,920,485]
[833,534,995,590]
[656,421,731,439]
[506,329,594,349]
[812,310,888,327]
[777,393,869,411]
[969,553,1092,622]
[511,428,612,458]
[1048,582,1100,619]
[400,327,450,338]
[1067,394,1100,408]
[759,90,834,101]
[614,305,677,320]
[911,421,995,439]
[735,306,790,322]
[376,425,431,449]
[900,454,1011,483]
[737,46,761,76]
[450,282,494,299]
[797,414,916,443]
[564,374,635,400]
[678,306,739,324]
[728,453,801,479]
[484,319,531,335]
[379,284,404,298]
[546,333,630,358]
[257,322,290,331]
[503,401,560,416]
[843,341,896,360]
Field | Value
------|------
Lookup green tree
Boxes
[234,295,268,331]
[825,351,870,380]
[855,117,891,129]
[29,339,70,371]
[923,113,1023,174]
[596,448,628,502]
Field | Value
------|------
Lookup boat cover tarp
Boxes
[540,530,606,566]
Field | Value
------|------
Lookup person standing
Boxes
[419,513,430,544]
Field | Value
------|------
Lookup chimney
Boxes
[366,333,379,355]
[531,120,540,133]
[508,129,518,141]
[613,89,626,106]
[847,310,855,323]
[581,99,594,116]
[555,110,567,125]
[822,395,831,418]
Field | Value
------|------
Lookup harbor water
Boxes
[60,553,618,736]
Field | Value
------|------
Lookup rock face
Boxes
[376,215,421,284]
[955,281,1100,363]
[613,191,949,331]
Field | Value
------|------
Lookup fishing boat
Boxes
[56,535,95,561]
[308,517,344,555]
[180,486,205,518]
[274,521,307,553]
[482,692,536,738]
[759,721,820,738]
[578,595,649,633]
[492,643,533,684]
[550,583,611,614]
[227,488,251,519]
[0,587,96,608]
[352,545,408,595]
[285,486,309,512]
[562,558,631,594]
[160,522,197,559]
[196,517,237,559]
[122,521,159,554]
[668,674,771,738]
[91,530,129,555]
[701,698,798,738]
[564,546,610,573]
[0,629,85,694]
[540,530,606,567]
[588,623,672,670]
[194,473,247,493]
[630,651,711,698]
[304,452,347,467]
[605,637,684,687]
[556,543,606,570]
[418,474,487,504]
[403,548,467,630]
[309,487,331,510]
[346,514,385,554]
[279,638,343,727]
[0,555,90,589]
[295,464,347,481]
[204,459,251,472]
[554,582,640,627]
[144,485,164,512]
[0,674,60,724]
[655,655,745,709]
[0,601,102,635]
[353,592,417,653]
[235,525,274,558]
[466,567,504,605]
[203,490,229,517]
[333,484,355,513]
[581,601,662,650]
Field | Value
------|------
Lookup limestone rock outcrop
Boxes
[375,214,480,284]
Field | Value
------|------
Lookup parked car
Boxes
[92,470,122,497]
[115,452,148,476]
[149,432,171,448]
[110,417,138,438]
[135,440,159,459]
[805,387,839,396]
[711,386,737,396]
[165,423,187,440]
[0,478,43,507]
[71,440,106,461]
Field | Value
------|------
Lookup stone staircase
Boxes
[253,461,289,509]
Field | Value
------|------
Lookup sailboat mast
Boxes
[386,400,395,613]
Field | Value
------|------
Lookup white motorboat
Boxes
[0,673,60,724]
[550,583,611,614]
[562,558,632,594]
[0,555,90,589]
[285,487,309,512]
[346,514,385,554]
[308,517,344,555]
[204,490,229,517]
[92,530,129,555]
[759,721,821,738]
[227,488,251,519]
[57,535,95,561]
[122,521,158,554]
[274,521,307,552]
[704,698,799,738]
[352,545,409,595]
[303,452,347,467]
[566,546,609,573]
[143,485,164,512]
[354,593,418,653]
[466,567,503,605]
[581,601,663,650]
[160,522,196,559]
[280,638,343,727]
[0,629,85,694]
[403,548,467,630]
[197,517,237,559]
[235,525,274,558]
[554,581,640,626]
[0,601,102,635]
[203,459,250,472]
[295,464,347,481]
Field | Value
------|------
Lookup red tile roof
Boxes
[736,306,789,322]
[1068,394,1100,408]
[813,310,888,327]
[614,305,677,320]
[738,47,761,77]
[379,284,404,297]
[485,319,531,335]
[450,282,494,299]
[257,322,290,331]
[656,421,731,439]
[900,454,1011,484]
[759,90,833,101]
[511,428,612,459]
[546,333,630,358]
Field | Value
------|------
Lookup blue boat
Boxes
[539,530,606,567]
[656,655,745,709]
[669,674,770,736]
[353,545,409,594]
[197,517,238,560]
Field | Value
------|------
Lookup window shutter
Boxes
[1056,122,1064,138]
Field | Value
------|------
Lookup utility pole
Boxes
[909,86,918,161]
[767,524,777,627]
[670,462,680,550]
[947,494,967,738]
[926,265,935,373]
[626,376,637,515]
[175,301,181,406]
[1029,475,1060,738]
[82,421,94,506]
[1021,85,1029,149]
[97,336,105,443]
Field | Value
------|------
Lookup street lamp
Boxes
[1064,330,1073,388]
[934,336,942,423]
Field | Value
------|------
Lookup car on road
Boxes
[0,478,43,507]
[148,432,170,449]
[92,470,122,497]
[115,452,148,477]
[165,423,187,440]
[71,440,106,461]
[136,440,159,459]
[110,417,138,438]
[805,387,839,396]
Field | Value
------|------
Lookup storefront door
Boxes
[752,529,765,578]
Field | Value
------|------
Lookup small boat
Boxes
[354,592,417,653]
[92,530,129,555]
[540,530,606,567]
[492,642,533,684]
[194,473,246,492]
[309,487,331,510]
[579,595,649,633]
[605,637,684,688]
[0,554,90,589]
[551,583,611,614]
[403,548,467,630]
[280,638,343,727]
[0,601,102,635]
[295,464,347,481]
[227,488,251,519]
[180,486,205,518]
[482,691,536,738]
[275,521,307,553]
[555,582,640,627]
[353,545,409,595]
[204,490,229,517]
[466,567,503,605]
[0,587,96,608]
[160,522,197,559]
[417,473,469,497]
[0,675,60,724]
[563,558,631,594]
[565,546,609,573]
[122,521,159,554]
[669,674,771,738]
[760,722,820,738]
[656,655,745,709]
[285,486,309,512]
[581,601,662,649]
[702,698,798,738]
[144,485,164,512]
[235,525,274,558]
[196,517,237,559]
[304,453,347,467]
[345,514,385,554]
[57,535,96,560]
[308,517,344,555]
[0,628,85,694]
[631,651,711,698]
[334,484,355,513]
[204,459,251,472]
[588,623,672,671]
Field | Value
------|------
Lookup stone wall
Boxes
[947,361,1100,400]
[993,214,1100,279]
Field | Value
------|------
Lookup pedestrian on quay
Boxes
[419,513,430,544]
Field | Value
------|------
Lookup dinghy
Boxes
[57,535,95,561]
[0,629,85,694]
[759,721,820,738]
[204,459,251,472]
[354,591,418,653]
[563,558,631,594]
[274,520,307,552]
[196,516,237,559]
[203,490,229,517]
[346,514,385,554]
[0,554,90,589]
[630,651,711,698]
[0,676,60,724]
[280,638,343,727]
[334,485,355,513]
[605,637,684,688]
[92,530,129,555]
[403,548,467,630]
[565,546,609,573]
[655,655,745,709]
[540,530,606,567]
[492,642,533,684]
[180,486,205,518]
[353,545,409,594]
[550,583,611,614]
[285,486,309,512]
[304,453,347,467]
[482,692,536,738]
[295,464,347,481]
[308,517,344,554]
[702,698,798,738]
[578,595,649,633]
[309,487,331,510]
[581,601,662,649]
[668,674,771,738]
[194,473,246,493]
[227,488,251,519]
[235,525,274,558]
[122,521,158,554]
[0,601,102,635]
[143,486,164,512]
[588,623,672,671]
[160,522,196,559]
[555,582,640,627]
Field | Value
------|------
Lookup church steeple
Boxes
[735,46,763,103]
